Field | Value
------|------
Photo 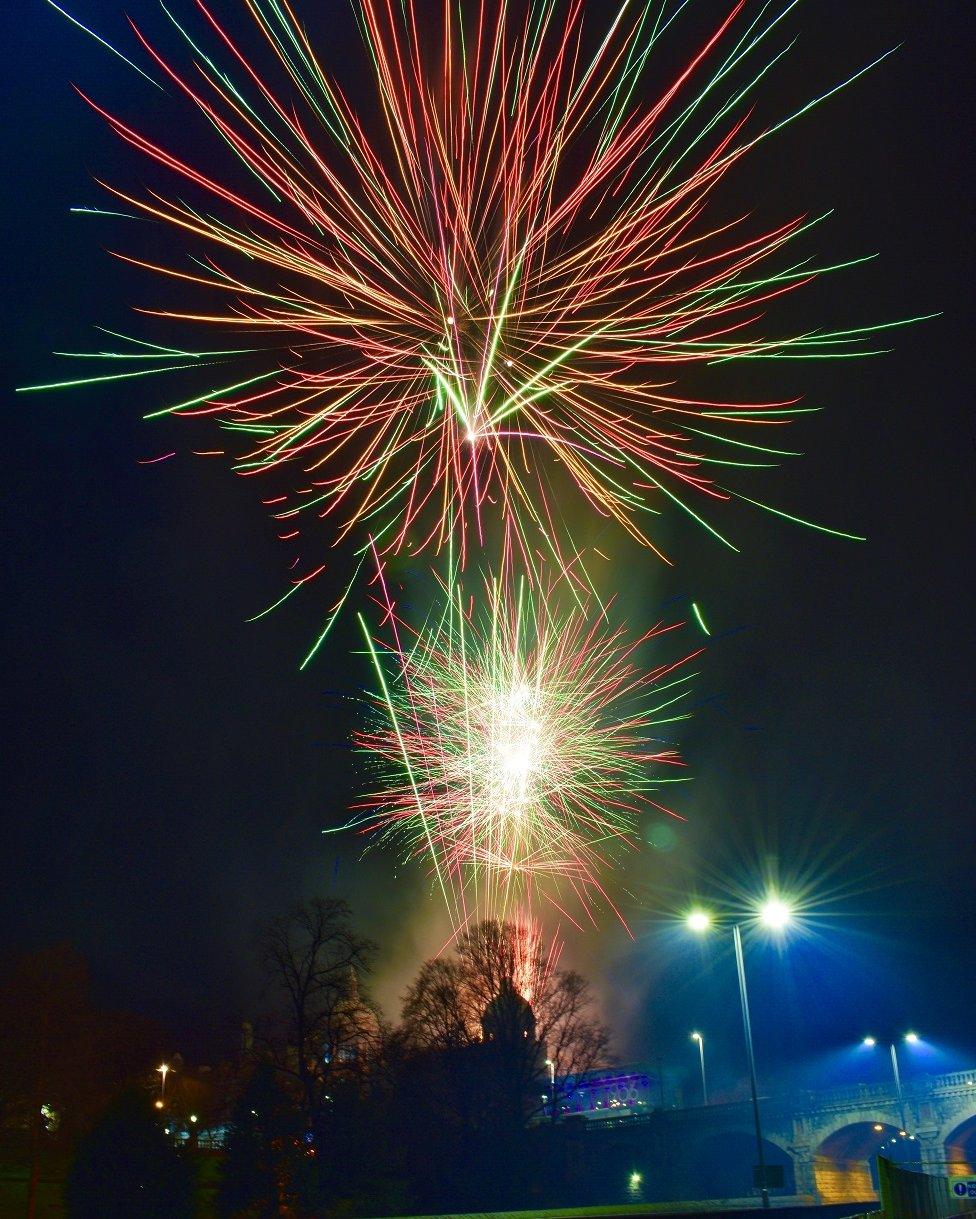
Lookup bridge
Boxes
[569,1069,976,1207]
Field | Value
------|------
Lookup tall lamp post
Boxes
[687,897,792,1211]
[862,1033,919,1132]
[157,1062,169,1101]
[545,1057,556,1119]
[691,1032,708,1106]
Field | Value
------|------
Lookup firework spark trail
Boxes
[22,0,924,588]
[350,557,703,933]
[26,0,927,941]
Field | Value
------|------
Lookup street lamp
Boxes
[759,899,791,930]
[545,1058,556,1119]
[691,1032,708,1105]
[687,896,793,1210]
[862,1033,919,1132]
[157,1063,169,1100]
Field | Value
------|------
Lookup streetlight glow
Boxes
[683,899,790,1208]
[862,1034,917,1132]
[691,1031,708,1105]
[544,1055,556,1115]
[758,897,791,930]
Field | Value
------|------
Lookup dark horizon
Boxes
[2,0,974,1110]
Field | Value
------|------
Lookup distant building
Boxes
[481,978,538,1046]
[329,967,380,1062]
[554,1063,659,1120]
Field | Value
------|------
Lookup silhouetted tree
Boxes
[403,919,610,1124]
[253,898,378,1163]
[64,1088,193,1219]
[401,958,476,1051]
[396,920,611,1210]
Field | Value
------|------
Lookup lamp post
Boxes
[733,921,769,1210]
[862,1033,919,1132]
[157,1063,169,1100]
[545,1057,556,1120]
[691,1032,708,1106]
[687,897,792,1210]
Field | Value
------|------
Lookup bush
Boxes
[216,1063,303,1219]
[65,1087,193,1219]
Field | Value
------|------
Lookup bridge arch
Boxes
[811,1120,921,1204]
[806,1102,902,1149]
[943,1111,976,1175]
[684,1128,795,1200]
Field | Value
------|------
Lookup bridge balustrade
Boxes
[560,1066,976,1207]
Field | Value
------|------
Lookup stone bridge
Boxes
[576,1069,976,1206]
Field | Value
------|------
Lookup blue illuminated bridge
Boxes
[554,1068,976,1207]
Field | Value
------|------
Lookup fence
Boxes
[865,1154,976,1218]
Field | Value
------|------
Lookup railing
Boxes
[801,1082,895,1108]
[803,1070,976,1111]
[575,1068,976,1127]
[582,1111,656,1131]
[930,1071,976,1091]
[877,1153,976,1218]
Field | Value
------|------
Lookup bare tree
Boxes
[400,958,476,1052]
[254,898,377,1147]
[533,967,610,1123]
[401,920,610,1126]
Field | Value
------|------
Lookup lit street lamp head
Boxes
[758,897,791,930]
[863,1036,877,1047]
[687,909,711,933]
[905,1032,920,1044]
[691,1031,703,1042]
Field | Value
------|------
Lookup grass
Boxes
[0,1169,65,1219]
[371,1202,803,1219]
[0,1151,222,1219]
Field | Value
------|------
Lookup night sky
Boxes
[2,0,974,1103]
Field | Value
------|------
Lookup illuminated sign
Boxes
[950,1177,976,1200]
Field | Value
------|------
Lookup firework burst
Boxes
[353,563,702,931]
[24,0,920,578]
